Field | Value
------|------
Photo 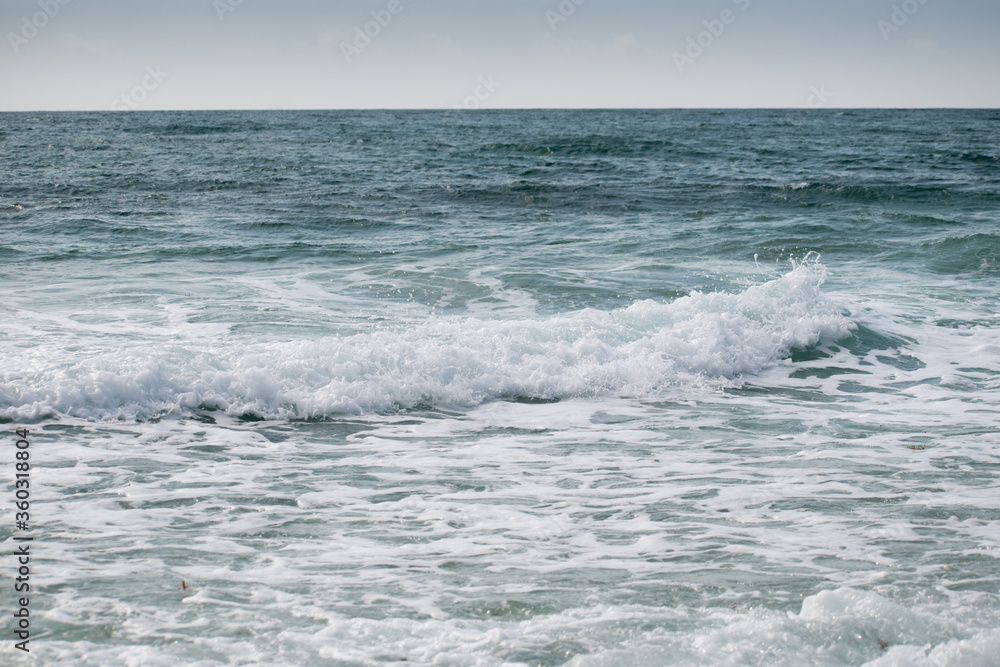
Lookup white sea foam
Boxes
[9,587,999,666]
[0,262,855,421]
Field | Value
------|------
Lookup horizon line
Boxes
[2,107,998,114]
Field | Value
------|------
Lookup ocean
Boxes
[1,109,999,665]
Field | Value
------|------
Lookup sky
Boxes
[1,0,998,111]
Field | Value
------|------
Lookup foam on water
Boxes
[3,363,996,666]
[0,262,855,421]
[4,110,1000,666]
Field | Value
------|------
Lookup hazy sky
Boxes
[1,0,998,110]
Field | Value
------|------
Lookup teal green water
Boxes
[1,110,999,665]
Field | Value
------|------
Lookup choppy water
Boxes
[2,109,999,665]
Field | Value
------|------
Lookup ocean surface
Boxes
[1,109,999,666]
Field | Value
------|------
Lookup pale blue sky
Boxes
[1,0,998,110]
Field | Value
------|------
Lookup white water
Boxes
[1,263,854,421]
[3,262,999,666]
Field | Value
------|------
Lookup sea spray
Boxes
[1,262,854,421]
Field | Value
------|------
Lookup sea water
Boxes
[1,109,999,665]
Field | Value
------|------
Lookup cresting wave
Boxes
[1,263,855,421]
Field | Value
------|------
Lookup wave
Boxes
[0,263,855,421]
[765,181,967,205]
[922,233,1000,276]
